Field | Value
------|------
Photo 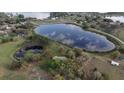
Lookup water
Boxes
[35,24,115,52]
[106,16,124,23]
[15,45,43,58]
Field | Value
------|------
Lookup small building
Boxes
[111,60,119,66]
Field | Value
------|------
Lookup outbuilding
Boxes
[111,60,119,66]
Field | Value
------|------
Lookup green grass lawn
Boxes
[0,38,24,79]
[112,28,124,42]
[0,39,23,65]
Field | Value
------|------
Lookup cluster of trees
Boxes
[44,59,108,80]
[0,13,26,24]
[45,59,83,80]
[49,12,69,18]
[15,14,25,23]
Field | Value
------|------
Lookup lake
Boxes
[35,24,115,52]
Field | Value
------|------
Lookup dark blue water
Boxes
[35,24,115,52]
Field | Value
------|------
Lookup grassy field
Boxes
[0,38,24,79]
[112,28,124,42]
[0,38,23,64]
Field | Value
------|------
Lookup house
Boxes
[111,60,119,66]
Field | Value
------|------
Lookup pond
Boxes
[15,45,43,58]
[35,24,115,52]
[106,16,124,23]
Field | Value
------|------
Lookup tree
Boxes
[82,22,90,29]
[16,14,25,23]
[18,14,24,19]
[49,12,68,18]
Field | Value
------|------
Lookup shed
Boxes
[111,60,119,66]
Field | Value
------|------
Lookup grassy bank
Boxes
[0,38,24,79]
[87,28,124,46]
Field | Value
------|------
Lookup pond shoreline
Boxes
[34,21,124,45]
[34,23,117,53]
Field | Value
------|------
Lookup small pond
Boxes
[35,24,115,52]
[15,45,43,58]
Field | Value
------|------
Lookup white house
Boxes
[111,60,119,66]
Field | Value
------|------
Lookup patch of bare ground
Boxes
[81,55,124,80]
[19,62,53,80]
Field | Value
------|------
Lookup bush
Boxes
[47,60,62,70]
[45,59,83,79]
[119,47,124,53]
[82,22,90,29]
[32,54,42,62]
[24,50,34,62]
[9,61,22,70]
[102,73,110,80]
[58,46,66,55]
[110,51,120,59]
[43,49,53,59]
[66,49,75,59]
[54,74,64,80]
[0,36,13,43]
[74,48,83,57]
[24,51,41,62]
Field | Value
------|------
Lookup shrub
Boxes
[32,54,42,62]
[119,47,124,53]
[0,36,13,43]
[43,49,53,59]
[24,51,41,62]
[54,74,64,80]
[102,73,110,80]
[110,51,121,59]
[47,60,62,70]
[66,49,75,59]
[82,22,90,29]
[74,48,83,57]
[24,50,34,62]
[58,45,66,55]
[9,61,22,70]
